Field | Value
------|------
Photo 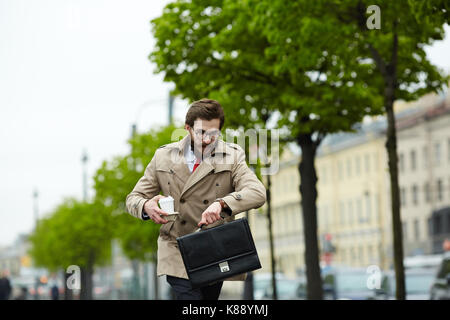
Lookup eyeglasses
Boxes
[193,129,221,140]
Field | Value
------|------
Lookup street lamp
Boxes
[81,149,88,202]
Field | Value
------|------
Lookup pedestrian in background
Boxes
[0,270,12,300]
[15,287,28,300]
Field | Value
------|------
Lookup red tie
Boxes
[192,158,201,172]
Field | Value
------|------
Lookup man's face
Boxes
[185,118,221,156]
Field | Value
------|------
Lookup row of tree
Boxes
[28,126,177,299]
[28,0,449,300]
[149,0,449,299]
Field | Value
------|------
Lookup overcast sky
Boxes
[1,1,449,247]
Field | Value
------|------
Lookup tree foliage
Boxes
[93,124,179,261]
[28,198,113,270]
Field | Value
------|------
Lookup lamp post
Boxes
[33,188,39,227]
[32,188,40,300]
[132,94,176,136]
[81,149,88,202]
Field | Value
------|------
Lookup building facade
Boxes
[249,91,450,277]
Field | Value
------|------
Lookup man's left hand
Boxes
[198,201,222,227]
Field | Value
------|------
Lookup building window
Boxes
[348,200,353,225]
[365,153,370,173]
[437,179,443,202]
[424,183,431,203]
[374,193,379,221]
[400,187,406,207]
[403,221,408,241]
[414,219,420,240]
[365,193,371,222]
[359,246,364,263]
[350,247,356,264]
[347,158,352,178]
[357,197,363,223]
[434,215,442,234]
[373,153,378,172]
[448,138,450,163]
[338,161,343,180]
[423,146,429,169]
[341,248,347,264]
[399,152,405,173]
[367,245,373,263]
[410,149,417,171]
[356,156,361,175]
[412,184,419,206]
[340,201,345,225]
[323,205,329,230]
[434,142,441,166]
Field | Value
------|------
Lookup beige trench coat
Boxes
[125,135,266,280]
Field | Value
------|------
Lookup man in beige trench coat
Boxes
[126,98,266,300]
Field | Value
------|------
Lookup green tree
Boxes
[150,0,382,299]
[29,198,113,300]
[93,124,178,299]
[310,0,449,300]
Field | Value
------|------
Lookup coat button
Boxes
[203,199,209,204]
[180,199,185,203]
[180,220,186,225]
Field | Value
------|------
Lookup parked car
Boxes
[321,267,390,300]
[261,278,306,300]
[253,272,286,300]
[387,268,437,300]
[430,251,450,300]
[404,254,443,269]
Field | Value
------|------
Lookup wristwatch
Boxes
[215,198,232,216]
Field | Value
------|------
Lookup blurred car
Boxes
[321,267,390,300]
[253,272,286,300]
[404,254,442,269]
[261,278,306,300]
[430,251,450,300]
[387,268,437,300]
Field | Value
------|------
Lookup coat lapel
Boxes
[180,160,215,197]
[175,137,230,198]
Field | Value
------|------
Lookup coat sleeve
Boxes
[221,146,266,215]
[125,151,161,220]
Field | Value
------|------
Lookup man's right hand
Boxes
[143,195,169,224]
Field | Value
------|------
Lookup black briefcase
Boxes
[176,218,261,288]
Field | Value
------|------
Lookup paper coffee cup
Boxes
[158,196,178,221]
[159,196,175,213]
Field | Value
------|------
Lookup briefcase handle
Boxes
[195,212,227,233]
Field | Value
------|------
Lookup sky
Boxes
[1,1,450,247]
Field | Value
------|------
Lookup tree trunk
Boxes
[298,133,323,300]
[266,175,277,300]
[143,262,149,300]
[131,259,141,300]
[384,76,406,300]
[242,211,254,300]
[63,269,73,300]
[80,252,95,300]
[153,258,159,300]
[369,23,405,300]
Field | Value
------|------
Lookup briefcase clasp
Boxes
[219,261,230,272]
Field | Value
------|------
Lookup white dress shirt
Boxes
[184,145,201,173]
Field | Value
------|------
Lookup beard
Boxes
[189,133,217,160]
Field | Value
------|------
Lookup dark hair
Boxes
[185,98,225,129]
